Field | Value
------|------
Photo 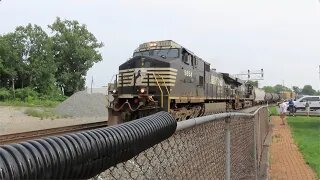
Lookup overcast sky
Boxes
[1,0,319,90]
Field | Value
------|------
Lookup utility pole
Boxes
[91,76,93,94]
[318,65,320,81]
[318,65,320,90]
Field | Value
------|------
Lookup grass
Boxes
[287,116,320,178]
[0,99,60,107]
[24,108,69,120]
[268,105,279,116]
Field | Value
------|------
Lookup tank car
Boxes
[108,40,255,124]
[271,93,281,102]
[253,88,266,104]
[264,93,281,103]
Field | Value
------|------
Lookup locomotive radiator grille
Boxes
[118,68,177,87]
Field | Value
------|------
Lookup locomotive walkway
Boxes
[269,116,317,180]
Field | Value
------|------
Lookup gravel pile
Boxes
[54,91,108,117]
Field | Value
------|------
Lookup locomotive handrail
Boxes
[158,74,171,111]
[152,72,164,108]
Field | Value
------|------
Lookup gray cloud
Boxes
[0,0,319,90]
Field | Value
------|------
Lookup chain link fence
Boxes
[95,106,270,180]
[254,107,270,179]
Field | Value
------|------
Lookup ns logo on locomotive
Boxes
[107,40,279,125]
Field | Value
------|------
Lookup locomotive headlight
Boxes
[112,89,117,94]
[149,42,157,47]
[140,88,145,94]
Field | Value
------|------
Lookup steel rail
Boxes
[0,121,108,145]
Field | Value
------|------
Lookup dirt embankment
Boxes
[0,106,107,135]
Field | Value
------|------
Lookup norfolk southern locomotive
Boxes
[107,40,279,124]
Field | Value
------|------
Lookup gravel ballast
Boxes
[54,91,108,117]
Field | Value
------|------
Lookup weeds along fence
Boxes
[0,107,270,180]
[97,106,270,180]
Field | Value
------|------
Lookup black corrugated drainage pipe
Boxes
[0,111,176,180]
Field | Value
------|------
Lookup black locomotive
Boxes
[107,40,278,124]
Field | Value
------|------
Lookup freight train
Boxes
[107,40,280,124]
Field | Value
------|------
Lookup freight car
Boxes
[280,91,296,100]
[107,40,276,124]
[253,88,281,104]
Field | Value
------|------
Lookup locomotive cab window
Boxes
[194,57,198,66]
[199,76,204,86]
[205,63,210,72]
[182,53,189,64]
[191,56,194,66]
[182,48,191,65]
[191,56,197,67]
[188,55,193,65]
[133,48,179,59]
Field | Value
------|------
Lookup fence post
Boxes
[225,117,231,180]
[253,111,259,180]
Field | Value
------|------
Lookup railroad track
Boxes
[0,106,265,145]
[238,105,263,113]
[0,121,108,145]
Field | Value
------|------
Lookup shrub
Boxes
[25,108,56,119]
[50,94,67,102]
[0,86,66,107]
[0,88,10,100]
[38,87,67,102]
[14,87,38,101]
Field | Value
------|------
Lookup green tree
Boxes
[301,85,316,95]
[14,24,57,95]
[292,86,301,94]
[247,80,258,88]
[0,36,5,79]
[273,84,284,93]
[0,33,24,97]
[263,86,275,93]
[49,17,103,95]
[273,84,291,93]
[0,38,4,75]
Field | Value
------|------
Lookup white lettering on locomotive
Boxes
[184,70,192,77]
[210,75,222,85]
